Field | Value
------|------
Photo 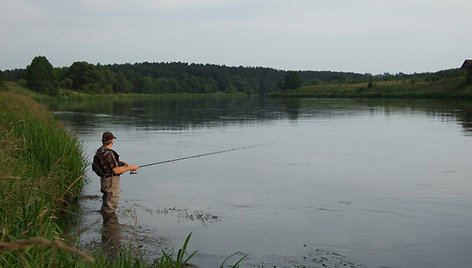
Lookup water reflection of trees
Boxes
[48,96,286,130]
[276,98,301,121]
[357,99,472,135]
[46,96,472,134]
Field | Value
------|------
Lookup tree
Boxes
[25,56,56,95]
[0,72,5,90]
[142,76,155,93]
[67,61,101,91]
[367,78,374,89]
[283,71,302,90]
[463,62,472,85]
[113,72,130,93]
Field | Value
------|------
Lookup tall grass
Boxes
[0,91,88,266]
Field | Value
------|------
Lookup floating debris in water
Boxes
[155,207,220,225]
[308,249,366,268]
[127,204,220,225]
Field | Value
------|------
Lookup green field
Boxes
[270,76,472,99]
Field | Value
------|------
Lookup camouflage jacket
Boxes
[96,146,124,177]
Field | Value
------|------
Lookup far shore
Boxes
[4,73,472,101]
[270,76,472,99]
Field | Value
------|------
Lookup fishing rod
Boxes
[130,143,272,174]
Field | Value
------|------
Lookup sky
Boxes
[1,0,471,74]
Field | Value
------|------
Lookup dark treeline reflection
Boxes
[48,95,283,130]
[47,96,472,134]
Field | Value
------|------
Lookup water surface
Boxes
[50,96,472,267]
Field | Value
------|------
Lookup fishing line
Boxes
[130,143,273,174]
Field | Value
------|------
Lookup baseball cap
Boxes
[102,131,117,142]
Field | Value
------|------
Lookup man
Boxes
[96,131,139,214]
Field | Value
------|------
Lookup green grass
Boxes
[271,76,472,99]
[3,81,49,100]
[0,91,88,266]
[3,81,247,103]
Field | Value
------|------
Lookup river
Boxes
[49,96,472,268]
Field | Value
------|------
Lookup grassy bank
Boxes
[270,76,472,98]
[0,90,88,266]
[3,81,248,103]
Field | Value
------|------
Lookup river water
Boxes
[49,96,472,268]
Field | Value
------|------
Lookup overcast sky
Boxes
[1,0,471,74]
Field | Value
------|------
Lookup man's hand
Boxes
[128,165,139,171]
[129,165,139,175]
[113,164,139,175]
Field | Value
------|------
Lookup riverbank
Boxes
[7,74,472,102]
[3,81,248,102]
[270,76,472,98]
[0,90,88,266]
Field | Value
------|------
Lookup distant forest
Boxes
[0,56,465,95]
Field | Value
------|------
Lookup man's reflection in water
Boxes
[101,212,122,260]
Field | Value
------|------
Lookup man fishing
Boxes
[93,137,267,214]
[95,131,139,214]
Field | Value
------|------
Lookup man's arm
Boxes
[113,164,139,175]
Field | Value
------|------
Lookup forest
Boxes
[1,56,467,96]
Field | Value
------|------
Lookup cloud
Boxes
[0,0,471,72]
[0,0,46,21]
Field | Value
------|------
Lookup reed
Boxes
[0,91,87,266]
[153,233,198,268]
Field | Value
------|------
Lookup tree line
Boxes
[1,56,466,96]
[0,56,371,95]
